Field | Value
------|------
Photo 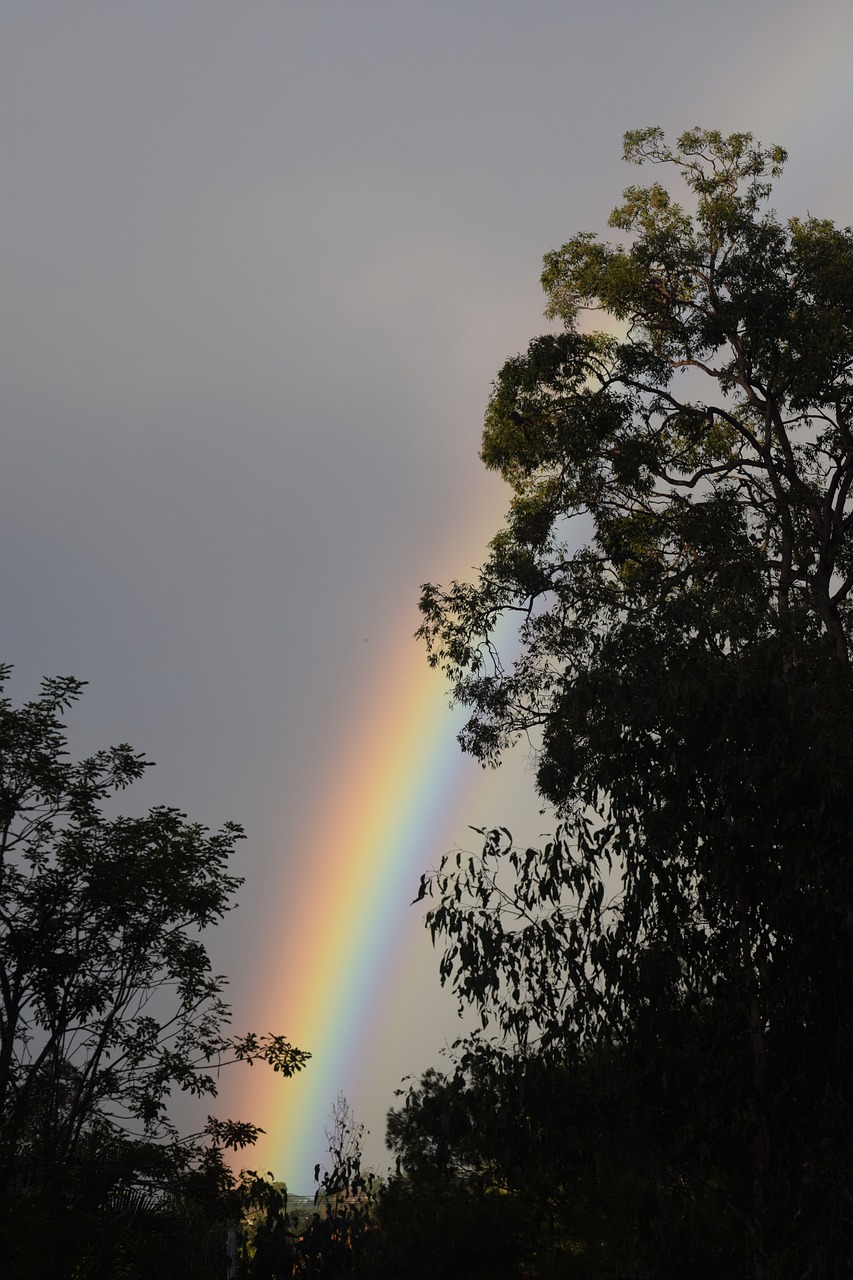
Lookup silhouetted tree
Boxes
[418,129,853,1276]
[0,667,309,1276]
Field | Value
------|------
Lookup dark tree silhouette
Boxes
[417,129,853,1276]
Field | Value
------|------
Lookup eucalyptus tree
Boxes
[418,129,853,1275]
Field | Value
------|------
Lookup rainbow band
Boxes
[241,609,476,1191]
[239,92,853,1191]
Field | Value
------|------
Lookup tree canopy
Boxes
[415,128,853,1276]
[420,126,853,773]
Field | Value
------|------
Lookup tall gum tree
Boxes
[417,130,853,1274]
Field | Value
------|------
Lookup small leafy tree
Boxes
[235,1172,300,1280]
[296,1096,378,1279]
[385,1051,695,1279]
[418,130,853,1275]
[0,667,309,1274]
[379,1063,530,1280]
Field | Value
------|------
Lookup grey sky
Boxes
[2,1,851,1190]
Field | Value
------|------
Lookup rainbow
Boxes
[238,611,486,1190]
[236,526,524,1192]
[236,86,852,1193]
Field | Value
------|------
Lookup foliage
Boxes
[371,1167,528,1280]
[416,129,853,1275]
[294,1096,379,1279]
[235,1173,301,1280]
[420,126,853,771]
[229,1100,380,1280]
[386,1037,757,1276]
[379,1064,535,1280]
[0,667,309,1276]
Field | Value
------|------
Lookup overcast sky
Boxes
[2,1,852,1191]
